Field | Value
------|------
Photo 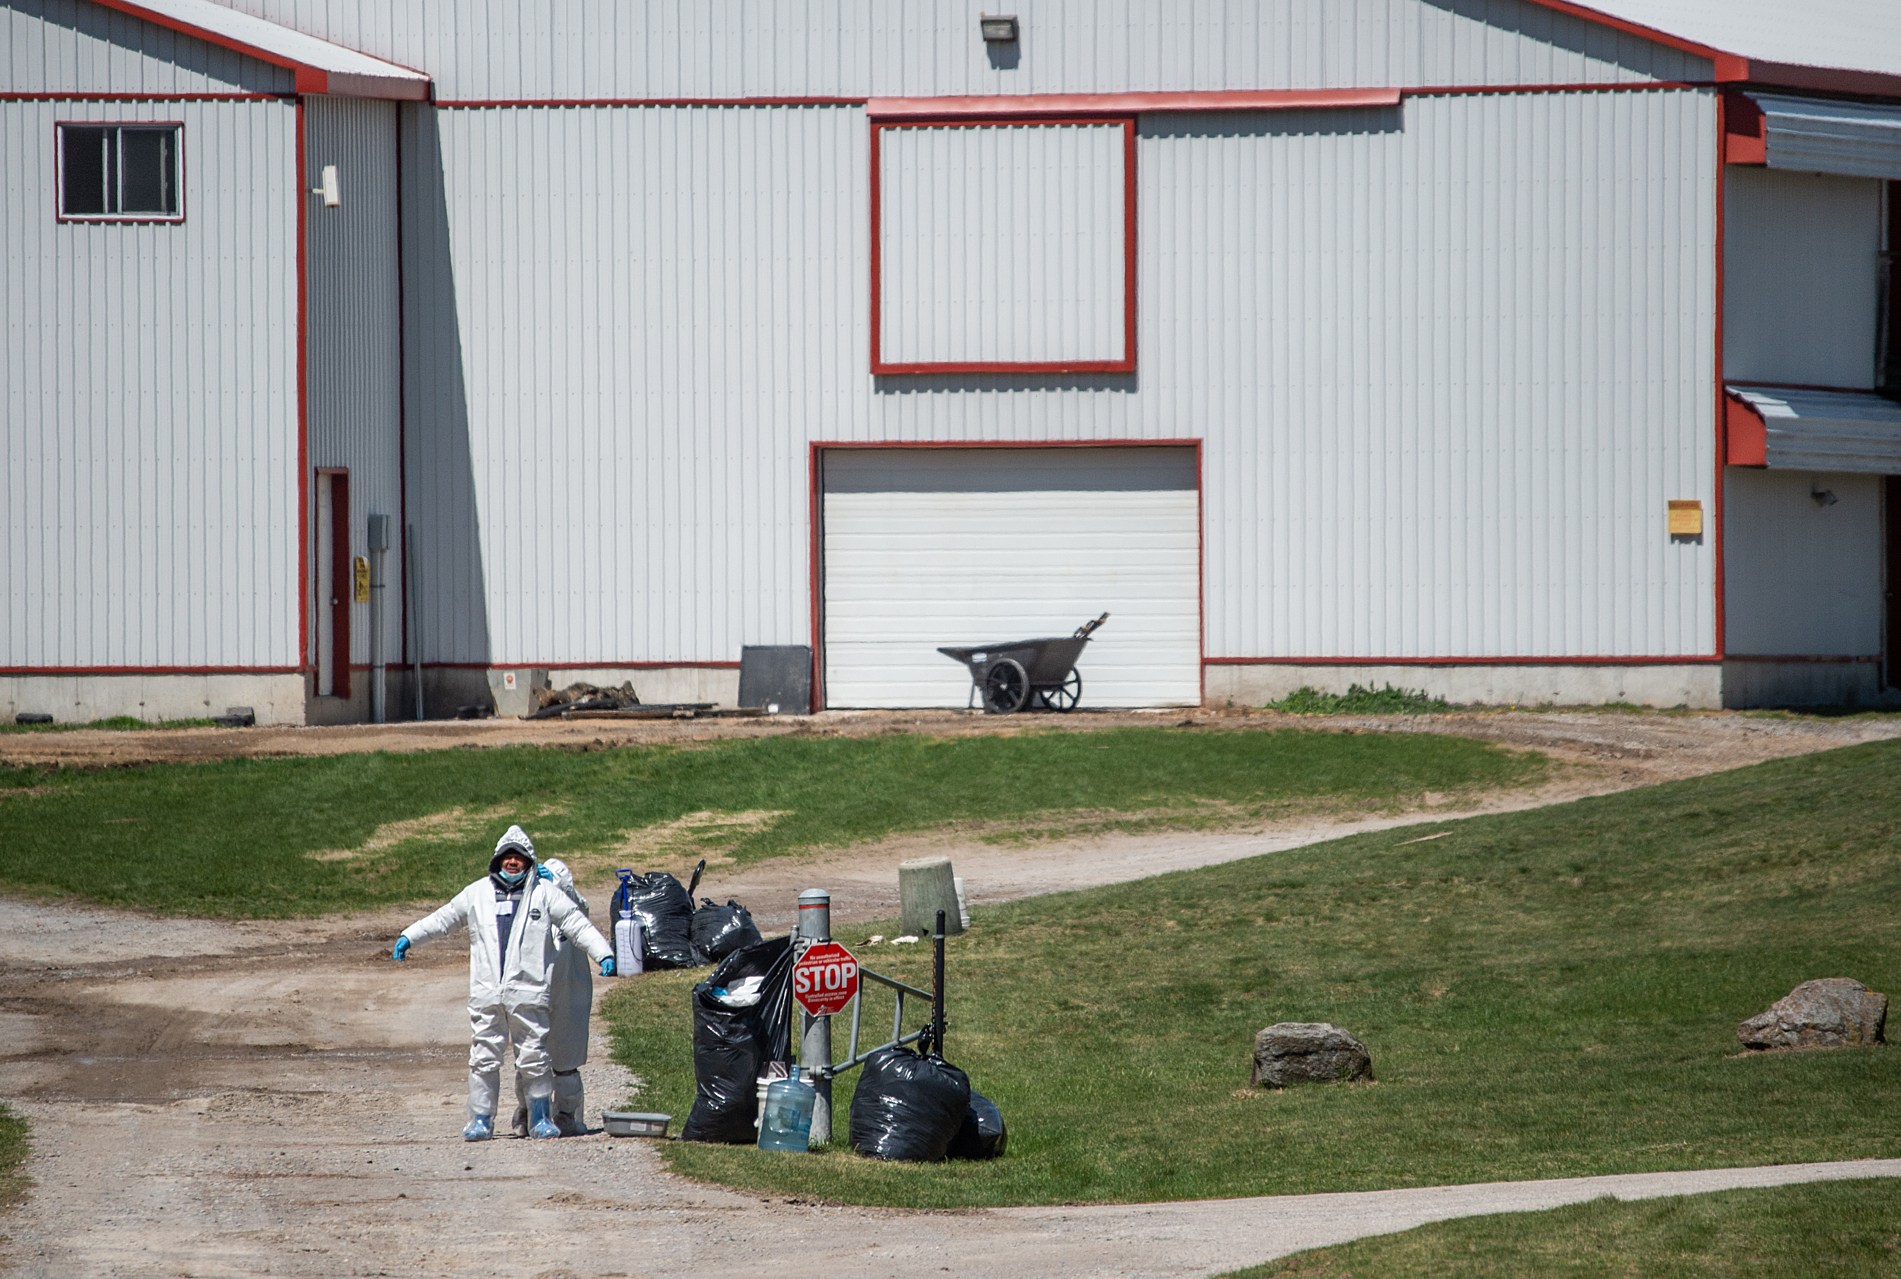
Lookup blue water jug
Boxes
[757,1065,816,1153]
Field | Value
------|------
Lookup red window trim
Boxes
[870,116,1137,376]
[52,119,187,225]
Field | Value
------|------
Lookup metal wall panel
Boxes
[2,0,292,96]
[878,122,1127,367]
[218,0,1707,103]
[305,95,401,668]
[401,103,870,665]
[1723,468,1882,657]
[1724,166,1880,390]
[1,98,299,669]
[404,89,1716,670]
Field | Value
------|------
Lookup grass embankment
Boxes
[1235,1179,1901,1277]
[0,728,1536,916]
[606,740,1901,1209]
[0,1103,27,1208]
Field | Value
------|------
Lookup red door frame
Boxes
[320,469,352,699]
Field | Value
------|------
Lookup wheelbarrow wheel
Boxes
[1038,670,1082,712]
[982,659,1030,714]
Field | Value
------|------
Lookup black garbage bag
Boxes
[681,935,793,1143]
[847,1047,971,1161]
[947,1089,1008,1160]
[690,898,762,963]
[613,871,699,969]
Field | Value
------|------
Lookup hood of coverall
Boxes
[488,824,539,889]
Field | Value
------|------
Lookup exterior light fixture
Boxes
[980,14,1019,42]
[1811,485,1839,507]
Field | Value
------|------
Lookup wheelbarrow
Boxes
[937,613,1109,714]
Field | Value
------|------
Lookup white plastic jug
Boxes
[613,914,644,975]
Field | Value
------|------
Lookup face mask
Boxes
[498,867,526,886]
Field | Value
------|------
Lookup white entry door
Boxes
[821,447,1201,708]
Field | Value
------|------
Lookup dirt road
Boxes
[3,710,1898,1277]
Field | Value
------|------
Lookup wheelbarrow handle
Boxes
[1074,611,1110,640]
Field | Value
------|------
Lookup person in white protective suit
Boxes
[509,855,593,1137]
[392,825,614,1140]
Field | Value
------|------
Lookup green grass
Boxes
[0,1103,27,1208]
[1232,1179,1901,1277]
[1267,684,1455,715]
[0,727,1537,917]
[0,716,220,733]
[604,739,1901,1208]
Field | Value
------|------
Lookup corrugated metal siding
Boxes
[1172,91,1719,659]
[1727,386,1901,472]
[402,103,869,665]
[219,0,1707,102]
[403,89,1715,670]
[2,0,292,96]
[1724,166,1879,389]
[1751,94,1901,182]
[879,122,1127,367]
[0,98,299,668]
[1723,468,1882,656]
[305,95,401,668]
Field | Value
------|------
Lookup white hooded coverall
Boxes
[512,856,593,1135]
[400,827,611,1122]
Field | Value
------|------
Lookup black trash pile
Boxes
[849,1044,1007,1162]
[681,935,794,1142]
[610,859,762,971]
[527,680,641,719]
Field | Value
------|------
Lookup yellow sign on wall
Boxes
[1666,500,1703,537]
[352,556,370,603]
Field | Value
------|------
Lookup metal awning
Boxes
[1726,385,1901,473]
[1730,93,1901,180]
[87,0,431,99]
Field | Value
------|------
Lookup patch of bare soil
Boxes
[2,710,1899,1278]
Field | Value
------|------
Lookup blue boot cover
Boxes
[463,1113,494,1142]
[528,1096,559,1140]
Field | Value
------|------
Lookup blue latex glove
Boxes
[536,865,553,880]
[392,936,411,962]
[599,956,616,977]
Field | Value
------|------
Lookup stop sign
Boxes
[791,941,860,1017]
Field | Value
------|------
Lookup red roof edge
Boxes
[84,0,429,100]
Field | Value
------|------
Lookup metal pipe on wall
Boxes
[367,514,389,723]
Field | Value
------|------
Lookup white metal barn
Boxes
[7,0,1901,724]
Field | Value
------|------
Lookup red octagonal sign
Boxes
[792,941,860,1017]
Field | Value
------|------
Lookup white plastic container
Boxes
[613,915,644,975]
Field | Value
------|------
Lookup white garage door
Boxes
[821,447,1201,708]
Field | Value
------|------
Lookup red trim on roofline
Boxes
[421,661,743,671]
[0,666,304,675]
[74,0,428,100]
[436,96,865,110]
[1,91,283,102]
[869,116,1138,376]
[1205,656,1723,667]
[1511,0,1733,67]
[1724,393,1768,469]
[867,89,1400,118]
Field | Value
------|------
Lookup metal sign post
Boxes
[795,888,834,1146]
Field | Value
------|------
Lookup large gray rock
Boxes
[1737,978,1888,1051]
[1250,1022,1373,1088]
